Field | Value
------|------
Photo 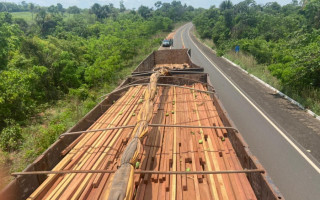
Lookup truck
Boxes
[0,49,283,200]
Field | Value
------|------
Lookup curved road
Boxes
[172,23,320,200]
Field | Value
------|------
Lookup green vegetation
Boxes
[11,12,76,23]
[0,1,198,185]
[224,51,280,89]
[11,12,33,22]
[193,0,320,113]
[0,120,22,152]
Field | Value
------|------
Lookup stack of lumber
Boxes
[28,83,257,200]
[134,84,257,200]
[154,63,190,70]
[27,86,146,199]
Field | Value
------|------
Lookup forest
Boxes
[194,0,320,113]
[0,0,197,185]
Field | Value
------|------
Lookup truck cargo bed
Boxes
[0,49,283,200]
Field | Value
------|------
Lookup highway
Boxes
[172,23,320,200]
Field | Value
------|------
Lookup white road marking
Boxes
[185,24,320,174]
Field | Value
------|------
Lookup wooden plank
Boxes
[196,84,237,200]
[191,85,220,200]
[181,87,196,199]
[177,87,187,192]
[198,84,249,200]
[188,139,201,200]
[185,87,211,199]
[151,88,166,182]
[170,87,177,200]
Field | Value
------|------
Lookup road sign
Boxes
[235,45,240,53]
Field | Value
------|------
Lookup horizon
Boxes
[1,0,294,10]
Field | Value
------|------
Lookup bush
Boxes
[0,120,22,151]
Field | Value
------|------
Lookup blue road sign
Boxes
[235,45,240,53]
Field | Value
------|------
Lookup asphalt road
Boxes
[173,23,320,200]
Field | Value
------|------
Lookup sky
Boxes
[5,0,294,9]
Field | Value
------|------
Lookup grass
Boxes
[11,12,34,23]
[193,27,215,50]
[0,30,168,190]
[224,51,281,89]
[282,86,320,114]
[11,11,76,24]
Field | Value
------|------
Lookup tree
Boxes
[153,1,194,21]
[304,0,320,28]
[100,5,111,19]
[0,12,12,23]
[36,9,62,36]
[219,0,233,11]
[292,0,298,6]
[120,0,126,12]
[0,13,21,69]
[193,6,219,38]
[234,0,256,14]
[67,6,81,16]
[0,3,5,12]
[57,3,65,15]
[224,9,234,29]
[138,6,153,19]
[35,9,46,29]
[169,1,184,21]
[0,69,37,125]
[14,18,28,32]
[29,3,35,19]
[264,2,281,14]
[90,3,102,19]
[21,1,28,10]
[155,1,162,9]
[47,5,57,14]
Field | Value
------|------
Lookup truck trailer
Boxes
[1,49,283,200]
